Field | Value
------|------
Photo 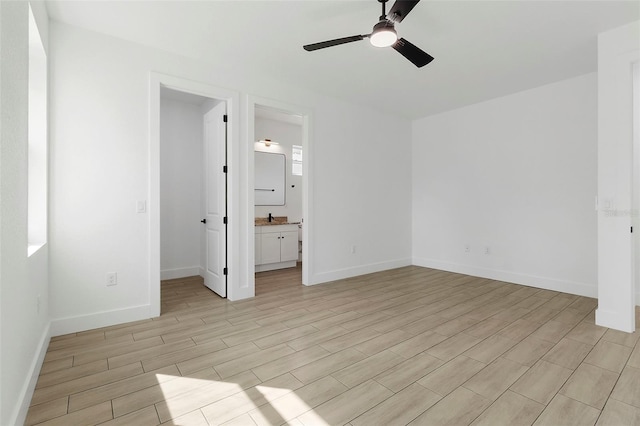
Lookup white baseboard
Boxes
[50,304,153,337]
[309,258,412,286]
[11,322,51,426]
[412,257,597,299]
[160,266,202,280]
[596,308,636,332]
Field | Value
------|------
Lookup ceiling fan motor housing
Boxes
[370,20,398,47]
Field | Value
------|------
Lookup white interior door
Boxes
[203,102,227,297]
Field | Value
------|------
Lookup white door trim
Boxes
[247,96,314,287]
[149,72,241,315]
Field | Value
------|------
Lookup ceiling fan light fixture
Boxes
[370,21,397,47]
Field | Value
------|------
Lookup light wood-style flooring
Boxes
[26,265,640,425]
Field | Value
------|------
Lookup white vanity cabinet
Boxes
[255,224,299,272]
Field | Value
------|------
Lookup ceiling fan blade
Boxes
[392,38,434,68]
[303,35,366,51]
[388,0,421,23]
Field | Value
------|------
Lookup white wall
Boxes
[254,116,303,223]
[412,73,598,297]
[160,97,203,280]
[0,2,51,425]
[596,20,639,332]
[48,21,413,334]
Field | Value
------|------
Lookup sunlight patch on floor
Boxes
[251,386,321,425]
[156,374,246,422]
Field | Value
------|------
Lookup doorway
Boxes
[249,98,312,294]
[159,88,227,298]
[150,73,241,316]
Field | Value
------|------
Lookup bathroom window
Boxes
[292,145,302,176]
[28,4,47,256]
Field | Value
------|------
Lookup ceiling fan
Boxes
[303,0,434,68]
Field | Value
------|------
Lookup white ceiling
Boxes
[45,0,639,119]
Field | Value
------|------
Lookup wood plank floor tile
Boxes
[213,344,295,379]
[596,399,640,426]
[417,355,486,396]
[252,324,319,349]
[318,326,381,353]
[296,379,393,426]
[533,394,600,426]
[31,362,144,406]
[35,359,108,389]
[374,352,443,393]
[351,329,412,356]
[628,343,640,369]
[601,328,640,348]
[559,363,619,409]
[470,390,544,426]
[35,401,112,426]
[610,365,640,409]
[290,348,367,384]
[111,367,219,417]
[331,349,405,388]
[463,334,518,364]
[565,322,608,346]
[68,364,180,412]
[510,359,573,405]
[39,357,74,376]
[175,342,258,376]
[408,387,491,426]
[26,267,639,426]
[425,332,482,361]
[98,406,160,426]
[504,335,555,367]
[251,345,331,382]
[199,373,303,425]
[162,409,209,426]
[553,307,588,325]
[25,396,68,426]
[464,318,510,339]
[155,370,262,422]
[108,338,195,370]
[248,376,348,426]
[498,318,542,341]
[351,383,441,426]
[463,356,529,400]
[529,320,575,343]
[542,338,594,370]
[141,338,228,372]
[74,336,166,366]
[584,340,632,373]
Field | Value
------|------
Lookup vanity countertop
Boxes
[255,216,300,226]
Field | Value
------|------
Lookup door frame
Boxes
[247,96,313,287]
[149,73,240,316]
[634,61,640,307]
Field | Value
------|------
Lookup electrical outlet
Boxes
[106,272,118,286]
[484,246,490,255]
[464,244,471,253]
[351,245,356,254]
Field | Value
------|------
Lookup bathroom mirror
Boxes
[255,152,286,205]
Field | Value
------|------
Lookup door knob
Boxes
[201,219,207,224]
